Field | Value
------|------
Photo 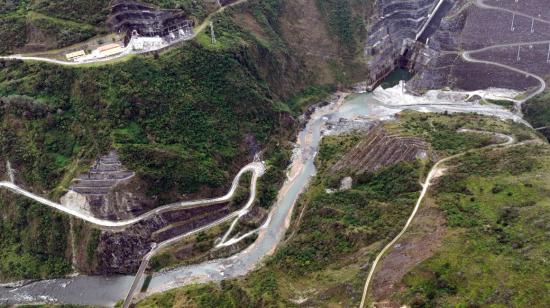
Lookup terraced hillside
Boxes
[330,125,431,175]
[365,0,438,84]
[60,151,154,221]
[0,0,370,282]
[107,0,208,38]
[0,0,217,55]
[409,0,550,94]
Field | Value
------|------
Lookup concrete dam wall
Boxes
[364,0,439,87]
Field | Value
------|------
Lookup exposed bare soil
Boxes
[410,0,550,93]
[371,196,447,306]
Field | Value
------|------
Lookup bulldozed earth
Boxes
[1,0,550,306]
[406,0,550,94]
[61,152,262,275]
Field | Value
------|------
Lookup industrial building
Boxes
[65,50,86,61]
[97,43,124,57]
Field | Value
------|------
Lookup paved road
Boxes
[0,0,251,67]
[462,50,546,103]
[459,1,550,104]
[433,1,550,111]
[0,162,264,230]
[0,54,126,66]
[476,0,550,26]
[1,160,264,306]
[358,130,519,308]
[121,155,263,307]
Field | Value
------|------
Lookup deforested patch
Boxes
[61,151,155,220]
[330,125,431,175]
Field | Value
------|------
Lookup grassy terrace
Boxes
[134,112,541,307]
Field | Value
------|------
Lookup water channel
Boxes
[0,88,520,306]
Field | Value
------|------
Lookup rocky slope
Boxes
[365,0,438,85]
[407,0,550,93]
[60,151,156,220]
[0,0,372,279]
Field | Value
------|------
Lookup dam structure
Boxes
[365,0,452,89]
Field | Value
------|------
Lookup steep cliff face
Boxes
[230,0,370,95]
[365,0,438,85]
[60,151,155,220]
[407,0,550,93]
[0,0,374,278]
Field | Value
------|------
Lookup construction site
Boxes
[62,0,195,63]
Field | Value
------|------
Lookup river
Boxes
[0,89,521,306]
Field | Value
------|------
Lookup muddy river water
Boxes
[0,89,521,306]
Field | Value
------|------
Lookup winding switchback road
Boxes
[458,1,549,106]
[121,160,263,308]
[476,0,550,25]
[0,162,264,230]
[462,49,546,104]
[359,130,518,308]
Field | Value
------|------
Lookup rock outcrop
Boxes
[107,0,195,37]
[408,0,550,93]
[61,151,155,220]
[365,0,438,85]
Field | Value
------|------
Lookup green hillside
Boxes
[0,0,369,281]
[135,113,544,307]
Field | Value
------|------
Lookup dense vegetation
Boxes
[0,0,371,282]
[146,140,291,271]
[136,130,426,307]
[0,40,286,203]
[0,0,21,14]
[30,0,111,25]
[0,0,102,55]
[136,113,544,307]
[0,0,368,202]
[0,15,27,54]
[395,143,550,307]
[273,160,422,276]
[0,192,72,280]
[523,91,550,140]
[315,0,366,53]
[393,111,536,155]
